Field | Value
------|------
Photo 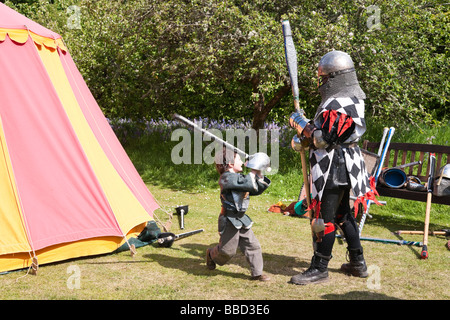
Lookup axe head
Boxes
[157,232,176,248]
[175,205,189,215]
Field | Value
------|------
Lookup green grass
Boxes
[0,125,449,301]
[364,118,450,146]
[0,187,448,300]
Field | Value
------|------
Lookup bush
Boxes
[5,0,448,129]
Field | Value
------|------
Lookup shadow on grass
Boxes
[322,291,401,300]
[143,243,248,280]
[143,242,307,279]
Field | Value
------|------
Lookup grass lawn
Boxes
[0,184,448,301]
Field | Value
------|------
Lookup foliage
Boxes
[278,0,449,130]
[4,0,449,131]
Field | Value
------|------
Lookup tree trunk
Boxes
[251,77,291,131]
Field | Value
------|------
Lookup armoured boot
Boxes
[289,252,331,285]
[340,247,368,278]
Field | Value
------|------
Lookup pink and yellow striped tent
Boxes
[0,3,159,273]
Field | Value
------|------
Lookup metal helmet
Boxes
[245,152,271,172]
[316,50,366,106]
[318,50,355,79]
[434,164,450,197]
[438,164,450,179]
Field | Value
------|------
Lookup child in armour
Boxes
[206,147,271,281]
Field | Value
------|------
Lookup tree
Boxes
[6,0,448,131]
[127,0,295,129]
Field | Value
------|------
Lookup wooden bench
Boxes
[363,141,450,205]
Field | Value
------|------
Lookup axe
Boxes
[157,229,204,248]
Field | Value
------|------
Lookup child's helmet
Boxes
[245,152,271,172]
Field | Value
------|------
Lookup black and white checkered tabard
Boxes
[309,97,371,211]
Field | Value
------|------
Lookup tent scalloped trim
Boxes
[0,28,66,52]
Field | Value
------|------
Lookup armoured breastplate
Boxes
[231,191,250,213]
[221,190,250,214]
[221,190,253,229]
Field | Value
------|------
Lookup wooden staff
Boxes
[421,153,436,259]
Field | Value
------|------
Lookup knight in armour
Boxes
[289,50,380,285]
